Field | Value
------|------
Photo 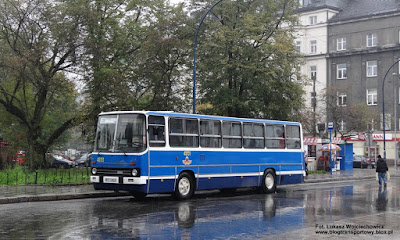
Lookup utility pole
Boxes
[394,73,398,168]
[311,67,317,137]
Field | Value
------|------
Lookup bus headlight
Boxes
[92,168,97,175]
[132,169,139,177]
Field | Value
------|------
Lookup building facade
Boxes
[295,4,340,136]
[298,0,400,163]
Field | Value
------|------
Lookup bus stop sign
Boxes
[328,121,334,130]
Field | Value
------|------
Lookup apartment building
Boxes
[295,0,345,136]
[327,0,400,161]
[298,0,400,162]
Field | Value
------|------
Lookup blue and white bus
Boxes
[90,111,305,200]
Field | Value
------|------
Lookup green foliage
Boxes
[0,165,90,185]
[0,0,84,168]
[194,0,304,120]
[1,0,306,169]
[76,0,193,136]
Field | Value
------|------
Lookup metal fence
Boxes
[0,166,91,185]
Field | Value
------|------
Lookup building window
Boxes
[337,37,346,51]
[399,87,400,104]
[310,65,317,80]
[339,120,346,131]
[367,89,377,105]
[309,16,317,25]
[399,30,400,44]
[366,60,377,77]
[337,64,347,79]
[367,33,377,47]
[337,93,347,106]
[310,40,317,53]
[296,41,301,52]
[381,114,391,130]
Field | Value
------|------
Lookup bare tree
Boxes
[0,0,83,168]
[324,85,379,138]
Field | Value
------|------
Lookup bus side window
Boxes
[286,125,301,149]
[149,116,165,147]
[200,120,222,148]
[169,118,199,147]
[265,125,285,149]
[243,123,264,149]
[222,121,242,148]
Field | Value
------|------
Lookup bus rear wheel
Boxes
[261,169,276,194]
[174,172,195,200]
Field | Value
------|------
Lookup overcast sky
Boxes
[170,0,184,4]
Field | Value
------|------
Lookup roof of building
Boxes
[295,0,346,13]
[329,0,400,22]
[297,0,400,22]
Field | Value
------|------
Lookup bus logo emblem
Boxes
[183,156,192,165]
[184,151,191,156]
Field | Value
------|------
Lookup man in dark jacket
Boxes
[376,155,388,187]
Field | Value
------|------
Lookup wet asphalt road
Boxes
[1,179,400,239]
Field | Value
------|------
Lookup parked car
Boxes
[365,157,376,168]
[73,153,90,167]
[353,155,373,168]
[48,154,74,168]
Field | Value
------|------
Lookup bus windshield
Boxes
[95,114,147,153]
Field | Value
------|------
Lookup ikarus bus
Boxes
[90,111,305,200]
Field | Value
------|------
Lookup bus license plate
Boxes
[103,176,119,183]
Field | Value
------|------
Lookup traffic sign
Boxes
[328,121,334,130]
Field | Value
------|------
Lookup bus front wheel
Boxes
[174,172,195,200]
[261,169,276,194]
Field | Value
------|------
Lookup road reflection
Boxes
[12,180,398,239]
[75,192,306,239]
[376,186,388,212]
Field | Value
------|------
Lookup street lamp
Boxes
[382,59,400,160]
[193,0,224,114]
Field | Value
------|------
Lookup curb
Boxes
[304,176,376,183]
[0,191,130,205]
[304,175,399,184]
[0,176,397,205]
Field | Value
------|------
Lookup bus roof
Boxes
[98,111,301,125]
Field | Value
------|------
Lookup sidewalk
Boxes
[0,168,398,204]
[304,168,398,183]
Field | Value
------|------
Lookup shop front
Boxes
[303,137,345,171]
[344,133,399,166]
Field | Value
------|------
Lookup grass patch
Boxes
[308,170,327,175]
[0,165,90,185]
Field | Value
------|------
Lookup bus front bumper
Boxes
[90,175,147,185]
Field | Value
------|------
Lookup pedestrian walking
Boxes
[376,155,388,187]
